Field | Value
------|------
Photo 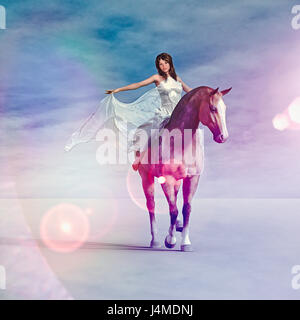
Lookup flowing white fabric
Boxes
[64,76,183,153]
[64,76,204,176]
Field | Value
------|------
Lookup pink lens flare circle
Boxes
[40,203,90,253]
[87,197,119,241]
[126,168,149,211]
[126,168,176,215]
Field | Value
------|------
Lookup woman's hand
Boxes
[105,89,119,94]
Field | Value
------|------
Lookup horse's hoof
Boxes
[180,244,193,252]
[176,220,183,232]
[164,236,176,249]
[150,240,161,248]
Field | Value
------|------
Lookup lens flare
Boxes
[288,97,300,124]
[61,222,72,234]
[158,176,166,184]
[87,195,119,241]
[272,113,289,131]
[126,168,170,215]
[85,208,93,215]
[40,203,90,253]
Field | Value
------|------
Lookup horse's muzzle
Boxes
[214,134,228,143]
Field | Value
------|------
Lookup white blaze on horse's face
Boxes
[212,95,228,143]
[201,87,231,144]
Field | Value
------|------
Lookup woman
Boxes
[64,53,192,171]
[106,52,192,170]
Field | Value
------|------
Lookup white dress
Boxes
[129,76,184,153]
[64,76,204,176]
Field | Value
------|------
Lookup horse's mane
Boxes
[165,86,213,129]
[176,86,213,111]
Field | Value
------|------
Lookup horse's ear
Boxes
[221,87,232,96]
[210,87,219,96]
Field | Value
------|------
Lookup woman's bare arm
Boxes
[177,75,192,93]
[105,75,158,94]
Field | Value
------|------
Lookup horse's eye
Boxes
[210,105,217,112]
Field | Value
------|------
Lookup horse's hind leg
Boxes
[174,181,183,232]
[181,175,200,252]
[140,171,160,248]
[161,177,180,249]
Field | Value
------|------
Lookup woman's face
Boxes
[158,59,170,74]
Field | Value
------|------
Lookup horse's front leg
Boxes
[140,171,160,248]
[181,175,200,252]
[161,177,181,249]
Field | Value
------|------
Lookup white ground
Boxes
[1,197,300,300]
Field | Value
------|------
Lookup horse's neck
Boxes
[167,89,204,131]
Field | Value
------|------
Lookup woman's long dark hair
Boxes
[155,53,177,81]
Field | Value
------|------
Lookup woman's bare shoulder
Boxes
[153,74,163,86]
[176,75,182,82]
[153,74,161,81]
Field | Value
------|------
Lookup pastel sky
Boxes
[0,0,299,199]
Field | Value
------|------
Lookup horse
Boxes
[136,86,232,251]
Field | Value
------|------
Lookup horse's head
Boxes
[199,87,232,143]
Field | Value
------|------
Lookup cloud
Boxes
[0,0,299,198]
